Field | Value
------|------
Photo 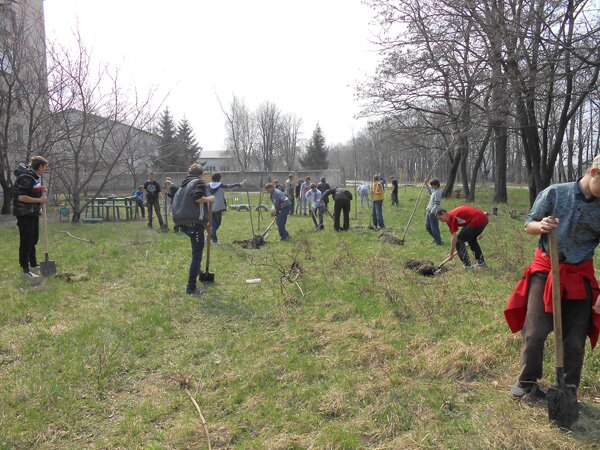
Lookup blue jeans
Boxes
[360,193,371,208]
[211,210,223,243]
[277,204,291,239]
[425,212,442,245]
[181,224,205,291]
[372,200,384,228]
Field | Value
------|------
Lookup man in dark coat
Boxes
[13,156,48,279]
[322,187,353,231]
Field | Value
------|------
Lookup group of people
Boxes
[12,155,600,407]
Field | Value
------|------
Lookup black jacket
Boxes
[13,163,43,217]
[172,175,208,226]
[322,187,353,203]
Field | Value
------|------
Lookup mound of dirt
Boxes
[233,235,265,249]
[379,233,404,245]
[405,259,448,277]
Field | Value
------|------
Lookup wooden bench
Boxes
[85,197,139,221]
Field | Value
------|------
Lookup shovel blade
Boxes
[199,271,215,283]
[548,383,579,429]
[40,258,56,277]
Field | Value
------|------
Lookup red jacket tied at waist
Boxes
[504,247,600,348]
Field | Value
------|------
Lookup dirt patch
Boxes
[405,260,447,277]
[233,235,265,249]
[379,233,404,245]
[55,272,88,282]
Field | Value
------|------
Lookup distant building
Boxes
[200,150,232,173]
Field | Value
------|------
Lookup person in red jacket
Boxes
[504,156,600,399]
[436,205,489,270]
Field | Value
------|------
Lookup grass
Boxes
[1,186,599,449]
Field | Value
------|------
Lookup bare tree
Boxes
[255,101,280,172]
[48,32,158,222]
[218,94,256,171]
[278,113,302,171]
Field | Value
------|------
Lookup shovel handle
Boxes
[548,227,565,371]
[205,203,212,273]
[43,197,49,255]
[437,252,457,269]
[262,217,277,237]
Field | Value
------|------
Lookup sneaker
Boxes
[30,265,40,273]
[22,271,40,279]
[476,262,488,269]
[212,240,218,246]
[510,381,546,399]
[186,287,207,295]
[464,265,474,271]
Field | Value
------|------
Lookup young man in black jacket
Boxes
[322,187,353,231]
[172,164,215,295]
[144,172,166,230]
[13,156,48,279]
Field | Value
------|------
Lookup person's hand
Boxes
[41,186,48,192]
[39,196,48,203]
[207,195,215,203]
[447,252,454,261]
[539,216,559,234]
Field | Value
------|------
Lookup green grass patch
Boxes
[0,187,599,448]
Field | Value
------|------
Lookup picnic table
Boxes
[85,196,140,221]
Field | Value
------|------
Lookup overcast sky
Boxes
[43,0,380,151]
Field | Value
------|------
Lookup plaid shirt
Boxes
[526,178,600,264]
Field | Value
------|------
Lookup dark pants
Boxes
[135,198,145,218]
[456,224,486,266]
[181,224,206,292]
[211,210,223,243]
[287,192,295,215]
[310,205,324,228]
[391,191,399,206]
[519,273,592,387]
[277,204,291,240]
[17,216,39,272]
[334,199,351,231]
[372,200,384,228]
[146,200,164,228]
[425,212,442,245]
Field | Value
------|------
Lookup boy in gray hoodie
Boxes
[208,173,246,244]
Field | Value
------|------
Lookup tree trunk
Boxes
[0,174,11,215]
[442,151,461,198]
[492,126,508,203]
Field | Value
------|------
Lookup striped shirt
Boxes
[526,179,600,264]
[426,187,442,214]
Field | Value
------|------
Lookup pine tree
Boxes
[300,124,329,169]
[154,108,178,171]
[176,118,202,167]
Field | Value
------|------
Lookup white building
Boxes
[199,150,232,173]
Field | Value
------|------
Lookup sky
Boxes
[42,0,381,151]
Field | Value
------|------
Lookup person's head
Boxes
[374,175,380,181]
[435,208,449,222]
[188,163,203,177]
[429,179,440,188]
[288,173,294,180]
[165,177,172,186]
[212,173,222,182]
[320,177,326,183]
[273,179,279,186]
[297,179,302,185]
[138,185,143,191]
[305,176,310,182]
[310,183,317,191]
[148,172,155,181]
[30,155,48,174]
[587,155,600,197]
[265,183,274,193]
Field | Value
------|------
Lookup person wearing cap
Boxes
[436,205,488,270]
[504,156,600,399]
[265,183,291,240]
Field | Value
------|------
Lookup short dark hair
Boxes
[429,179,440,188]
[212,172,222,182]
[30,155,48,171]
[435,208,447,217]
[265,183,274,190]
[310,183,316,189]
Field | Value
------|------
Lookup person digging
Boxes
[172,163,215,295]
[322,186,353,231]
[504,155,600,402]
[265,183,291,241]
[436,205,488,270]
[305,183,325,230]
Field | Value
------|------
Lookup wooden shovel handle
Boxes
[205,203,212,273]
[548,227,564,370]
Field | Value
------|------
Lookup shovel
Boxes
[434,252,456,274]
[547,227,579,428]
[199,203,215,283]
[262,217,277,239]
[40,199,57,277]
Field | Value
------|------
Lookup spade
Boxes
[40,199,56,277]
